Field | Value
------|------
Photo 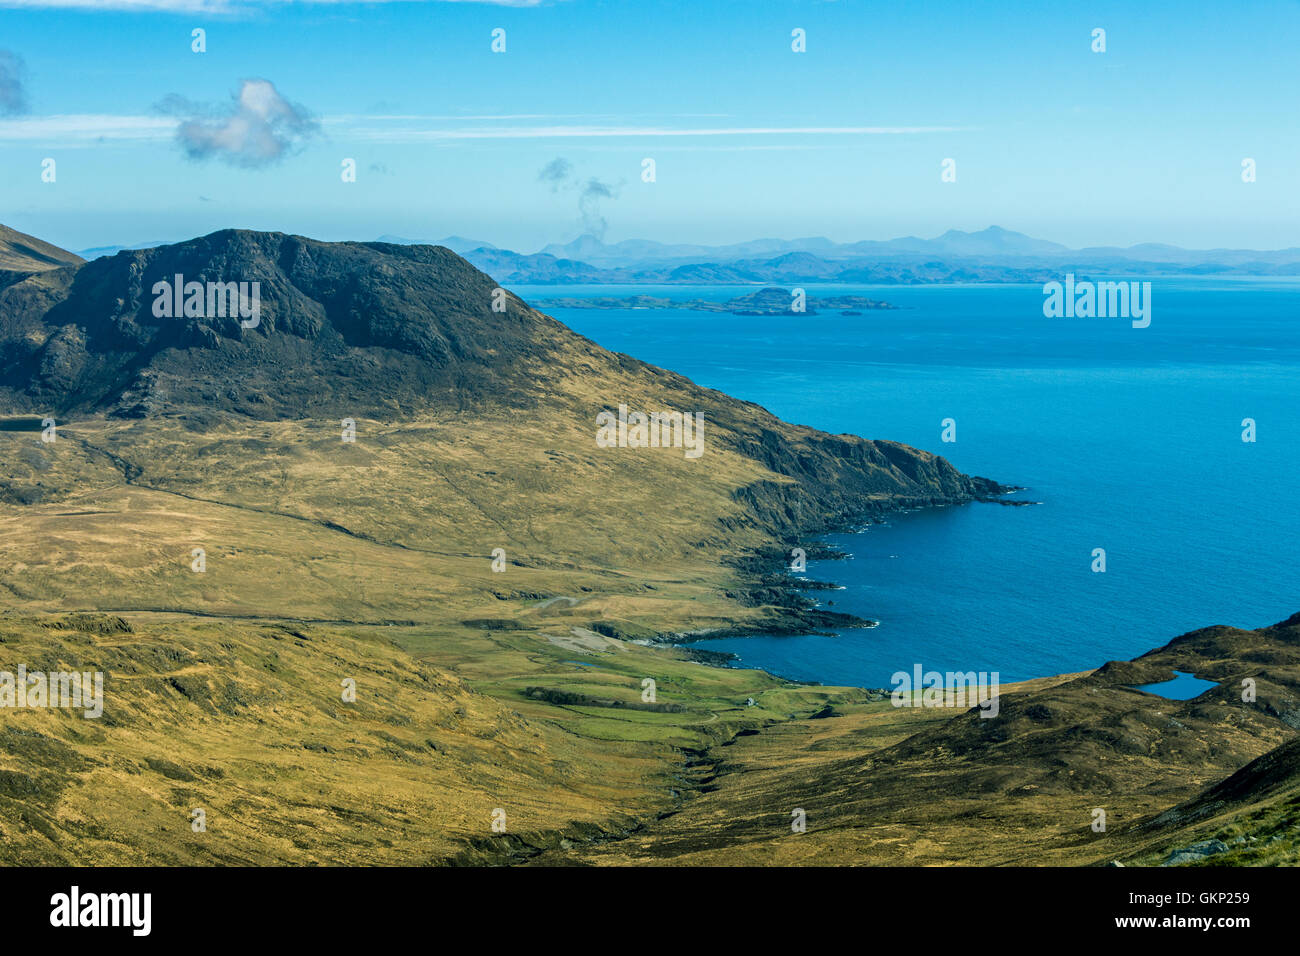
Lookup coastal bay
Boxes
[535,279,1300,688]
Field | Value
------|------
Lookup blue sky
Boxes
[1,0,1298,253]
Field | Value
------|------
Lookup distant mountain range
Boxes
[533,226,1300,266]
[75,241,171,261]
[70,225,1300,285]
[536,226,1076,264]
[374,234,499,256]
[406,226,1300,285]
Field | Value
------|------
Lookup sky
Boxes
[1,0,1298,254]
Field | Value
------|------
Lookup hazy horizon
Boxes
[25,223,1300,262]
[2,0,1297,253]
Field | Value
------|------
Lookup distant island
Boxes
[532,286,897,315]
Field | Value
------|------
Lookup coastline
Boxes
[645,487,1030,692]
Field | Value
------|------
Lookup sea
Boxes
[520,279,1300,689]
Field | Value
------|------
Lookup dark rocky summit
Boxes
[1,231,562,419]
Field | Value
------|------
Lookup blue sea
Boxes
[522,280,1300,689]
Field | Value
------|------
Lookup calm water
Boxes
[1133,671,1221,701]
[522,279,1300,688]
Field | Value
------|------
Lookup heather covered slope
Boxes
[0,224,83,275]
[0,226,1012,866]
[536,615,1300,866]
[0,227,1292,867]
[1128,737,1300,865]
[0,611,821,865]
[0,228,999,501]
[0,227,1007,631]
[0,227,84,314]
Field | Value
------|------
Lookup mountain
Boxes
[70,226,1300,294]
[470,226,1300,285]
[0,227,86,333]
[0,224,84,276]
[537,228,1072,265]
[539,235,843,264]
[0,231,565,419]
[1,225,1294,867]
[0,226,1018,864]
[460,246,613,284]
[79,235,500,262]
[10,228,997,448]
[0,224,1008,603]
[375,234,498,255]
[538,234,622,261]
[898,225,1072,257]
[461,245,1061,286]
[77,241,174,261]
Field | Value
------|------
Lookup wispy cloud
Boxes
[0,113,172,141]
[0,112,965,148]
[536,156,621,238]
[334,121,966,144]
[156,79,318,167]
[577,176,617,238]
[537,157,573,190]
[0,50,26,116]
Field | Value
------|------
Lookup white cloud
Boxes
[157,78,318,166]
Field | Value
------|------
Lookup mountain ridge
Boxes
[478,227,1300,285]
[0,224,85,291]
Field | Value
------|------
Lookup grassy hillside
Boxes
[0,225,83,274]
[0,227,1007,643]
[528,616,1300,866]
[0,227,1291,866]
[0,611,712,864]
